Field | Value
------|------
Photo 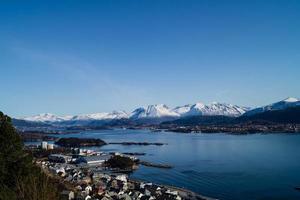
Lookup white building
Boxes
[115,174,128,182]
[41,141,48,149]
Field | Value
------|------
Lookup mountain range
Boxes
[165,97,300,126]
[15,97,300,127]
[17,101,250,123]
[243,97,300,116]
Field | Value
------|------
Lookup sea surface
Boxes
[44,129,300,200]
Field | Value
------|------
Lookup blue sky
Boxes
[1,0,300,117]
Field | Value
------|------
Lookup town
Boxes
[157,123,300,134]
[27,141,214,200]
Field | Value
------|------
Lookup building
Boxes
[76,155,112,165]
[115,174,128,182]
[47,143,54,150]
[41,141,48,149]
[48,154,72,163]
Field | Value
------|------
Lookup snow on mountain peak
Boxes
[21,113,64,122]
[173,102,248,117]
[129,107,147,119]
[147,104,179,118]
[193,102,206,109]
[172,104,192,115]
[107,110,129,119]
[244,97,300,116]
[283,97,299,102]
[20,110,129,122]
[20,100,250,123]
[71,111,129,121]
[130,104,179,119]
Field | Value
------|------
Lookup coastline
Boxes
[18,123,300,140]
[23,128,300,199]
[37,160,217,200]
[129,178,218,200]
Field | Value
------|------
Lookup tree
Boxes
[106,155,135,169]
[0,112,28,199]
[0,112,59,200]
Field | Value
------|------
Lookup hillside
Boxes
[12,118,51,128]
[238,106,300,124]
[162,106,300,126]
[0,112,60,199]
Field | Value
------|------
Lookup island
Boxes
[105,155,136,170]
[108,142,165,146]
[55,137,106,147]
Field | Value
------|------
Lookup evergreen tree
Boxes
[0,112,59,200]
[0,112,26,199]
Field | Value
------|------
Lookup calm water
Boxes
[48,129,300,200]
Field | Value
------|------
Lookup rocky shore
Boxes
[139,161,172,169]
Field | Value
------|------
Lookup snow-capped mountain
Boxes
[20,113,71,122]
[16,97,300,127]
[172,104,193,115]
[20,101,250,124]
[130,104,179,119]
[70,111,129,121]
[244,97,300,116]
[129,102,248,120]
[173,102,249,117]
[20,111,129,123]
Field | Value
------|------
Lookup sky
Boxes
[1,0,300,117]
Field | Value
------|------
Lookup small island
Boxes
[109,142,165,146]
[55,137,106,147]
[105,155,136,170]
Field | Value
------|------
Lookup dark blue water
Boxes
[49,129,300,200]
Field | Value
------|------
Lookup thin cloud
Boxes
[9,44,154,114]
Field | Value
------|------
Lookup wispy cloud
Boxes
[9,43,155,113]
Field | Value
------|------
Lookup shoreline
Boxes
[37,160,217,200]
[129,178,218,200]
[22,123,300,136]
[25,130,300,200]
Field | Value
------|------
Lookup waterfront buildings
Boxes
[76,155,112,165]
[48,154,72,163]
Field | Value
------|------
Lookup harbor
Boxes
[27,129,300,200]
[29,140,215,200]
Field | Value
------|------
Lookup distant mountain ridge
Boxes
[12,118,51,128]
[130,104,179,119]
[164,97,300,126]
[15,97,300,127]
[244,97,300,116]
[239,106,300,124]
[17,101,248,125]
[21,113,70,122]
[174,102,249,117]
[69,110,128,121]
